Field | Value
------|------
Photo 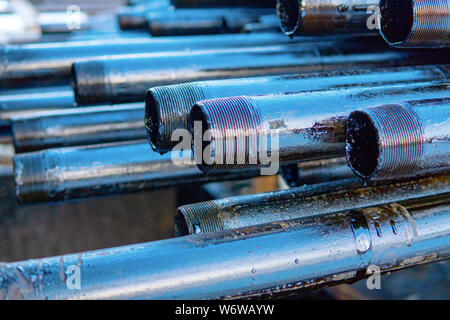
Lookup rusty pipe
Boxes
[0,198,448,299]
[13,140,259,203]
[379,0,450,48]
[346,97,450,181]
[277,0,378,36]
[147,64,449,154]
[176,173,449,235]
[190,82,450,173]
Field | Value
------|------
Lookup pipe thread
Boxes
[177,201,224,235]
[72,61,109,105]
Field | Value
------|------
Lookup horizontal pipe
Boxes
[176,173,449,235]
[13,141,259,203]
[379,0,450,48]
[10,103,145,153]
[346,98,450,181]
[277,0,378,36]
[0,32,295,89]
[72,37,450,106]
[190,82,450,173]
[117,2,170,30]
[170,0,276,7]
[146,64,450,154]
[0,199,448,299]
[280,157,354,187]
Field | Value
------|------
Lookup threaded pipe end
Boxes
[380,0,450,48]
[72,61,109,106]
[176,201,224,236]
[190,96,263,173]
[145,83,205,154]
[346,102,425,180]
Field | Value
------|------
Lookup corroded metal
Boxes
[176,173,449,235]
[0,199,448,299]
[379,0,450,48]
[146,64,449,154]
[277,0,378,36]
[13,141,259,203]
[190,82,450,173]
[346,97,450,181]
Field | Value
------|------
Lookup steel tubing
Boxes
[379,0,450,48]
[146,64,449,154]
[189,82,450,173]
[13,141,259,203]
[170,0,276,7]
[0,32,295,89]
[176,173,449,235]
[277,0,378,36]
[10,103,145,153]
[346,97,450,181]
[0,199,448,299]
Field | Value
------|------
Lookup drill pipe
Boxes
[176,173,449,235]
[346,98,450,181]
[379,0,450,48]
[13,141,259,203]
[0,32,295,89]
[72,38,450,106]
[10,103,145,153]
[276,0,378,36]
[170,0,276,7]
[0,199,448,299]
[117,1,171,30]
[190,82,450,173]
[146,64,450,154]
[280,157,354,187]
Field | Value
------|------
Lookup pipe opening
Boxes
[277,0,300,35]
[145,91,161,151]
[189,103,211,171]
[380,0,414,44]
[346,111,380,179]
[174,209,190,237]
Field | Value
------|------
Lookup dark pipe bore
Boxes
[380,0,414,44]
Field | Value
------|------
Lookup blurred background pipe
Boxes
[379,0,450,48]
[276,0,378,36]
[13,141,259,203]
[0,32,295,89]
[190,82,450,173]
[170,0,276,8]
[10,103,145,153]
[175,173,449,235]
[0,198,448,299]
[346,97,450,181]
[72,38,450,105]
[146,64,449,154]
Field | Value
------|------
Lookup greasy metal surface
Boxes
[10,103,145,153]
[13,140,259,203]
[277,0,378,36]
[191,82,450,172]
[379,0,450,48]
[346,98,450,180]
[0,200,448,299]
[0,32,296,89]
[146,64,450,154]
[176,173,450,235]
[72,37,450,105]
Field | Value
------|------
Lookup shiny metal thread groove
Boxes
[72,61,108,105]
[177,201,224,234]
[147,83,205,153]
[369,102,425,179]
[197,96,263,172]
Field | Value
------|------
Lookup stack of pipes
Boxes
[0,0,449,299]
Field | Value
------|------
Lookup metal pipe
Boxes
[170,0,276,7]
[176,173,449,235]
[13,140,259,203]
[117,1,170,30]
[276,0,378,36]
[190,82,450,173]
[10,103,145,153]
[280,157,354,187]
[346,98,450,181]
[0,198,448,299]
[0,32,295,89]
[146,64,449,154]
[72,38,450,106]
[379,0,450,48]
